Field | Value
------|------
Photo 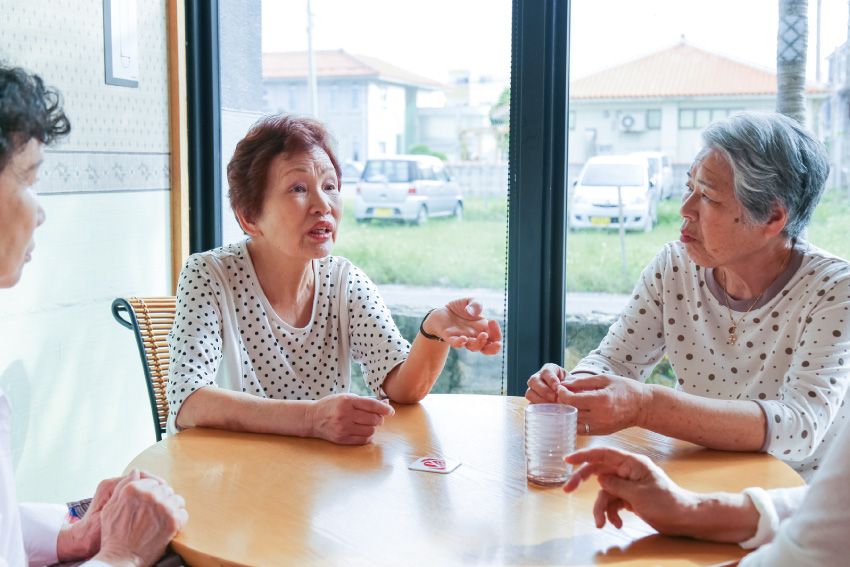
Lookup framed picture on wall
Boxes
[103,0,139,87]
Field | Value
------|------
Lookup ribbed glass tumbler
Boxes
[524,403,577,486]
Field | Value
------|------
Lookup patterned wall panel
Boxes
[0,0,171,192]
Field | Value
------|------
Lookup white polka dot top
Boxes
[166,240,410,433]
[574,240,850,479]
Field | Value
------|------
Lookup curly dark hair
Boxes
[0,64,71,171]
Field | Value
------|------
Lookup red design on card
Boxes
[421,458,446,469]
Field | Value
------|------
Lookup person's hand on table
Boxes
[56,476,123,561]
[307,393,395,445]
[525,363,568,404]
[564,447,760,544]
[422,298,502,354]
[557,374,650,435]
[92,469,188,567]
[563,447,696,533]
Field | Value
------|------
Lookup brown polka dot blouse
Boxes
[573,240,850,480]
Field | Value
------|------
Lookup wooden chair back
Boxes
[112,296,176,441]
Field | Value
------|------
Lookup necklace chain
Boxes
[717,249,793,346]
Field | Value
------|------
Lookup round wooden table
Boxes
[127,395,804,566]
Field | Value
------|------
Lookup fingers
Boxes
[606,498,626,529]
[91,476,123,510]
[351,396,395,416]
[526,364,564,403]
[138,470,168,485]
[352,409,385,427]
[593,490,612,528]
[446,297,483,320]
[464,299,483,318]
[562,461,617,493]
[525,388,554,404]
[563,375,610,392]
[557,385,605,407]
[487,319,502,342]
[565,447,648,476]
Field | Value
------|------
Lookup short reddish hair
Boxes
[227,114,341,222]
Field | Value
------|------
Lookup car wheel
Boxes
[452,202,463,221]
[355,218,368,225]
[414,205,428,226]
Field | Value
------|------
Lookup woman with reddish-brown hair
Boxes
[166,114,501,444]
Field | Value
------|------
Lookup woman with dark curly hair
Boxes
[0,63,186,566]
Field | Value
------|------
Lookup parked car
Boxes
[631,151,674,199]
[569,155,658,231]
[354,155,463,224]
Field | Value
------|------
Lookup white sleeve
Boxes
[739,420,850,566]
[572,248,667,381]
[739,486,806,549]
[19,502,66,567]
[345,265,410,395]
[166,254,225,432]
[755,277,850,462]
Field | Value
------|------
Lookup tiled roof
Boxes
[571,42,825,100]
[263,49,443,90]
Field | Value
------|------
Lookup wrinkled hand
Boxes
[557,374,650,435]
[56,476,122,561]
[93,470,188,567]
[525,363,568,404]
[423,298,502,354]
[563,447,696,534]
[308,393,395,445]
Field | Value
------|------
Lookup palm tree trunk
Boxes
[777,0,809,124]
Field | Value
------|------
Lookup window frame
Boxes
[185,0,572,396]
[505,0,571,395]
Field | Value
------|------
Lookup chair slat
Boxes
[113,296,177,442]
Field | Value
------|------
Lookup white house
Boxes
[262,49,442,162]
[569,41,827,180]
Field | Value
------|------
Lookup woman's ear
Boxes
[763,203,788,238]
[235,209,260,237]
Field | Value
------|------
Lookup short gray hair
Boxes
[701,112,829,239]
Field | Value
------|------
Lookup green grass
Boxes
[334,190,850,293]
[334,198,507,288]
[565,200,681,293]
[804,189,850,257]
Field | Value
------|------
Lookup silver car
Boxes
[354,155,463,225]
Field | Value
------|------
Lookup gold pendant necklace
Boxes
[718,249,792,345]
[720,282,763,345]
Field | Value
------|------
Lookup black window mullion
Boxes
[506,0,570,395]
[186,0,222,253]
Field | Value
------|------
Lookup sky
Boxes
[262,0,850,85]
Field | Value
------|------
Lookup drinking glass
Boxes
[525,403,577,486]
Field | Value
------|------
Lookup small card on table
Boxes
[408,455,461,474]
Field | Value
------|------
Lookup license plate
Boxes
[590,216,611,226]
[373,208,394,218]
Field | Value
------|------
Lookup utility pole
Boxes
[816,0,822,82]
[306,0,319,117]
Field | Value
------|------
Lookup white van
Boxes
[569,155,659,231]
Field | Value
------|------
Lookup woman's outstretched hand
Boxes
[423,298,502,354]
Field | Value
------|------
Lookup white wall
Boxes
[366,82,406,157]
[569,96,780,166]
[0,0,173,502]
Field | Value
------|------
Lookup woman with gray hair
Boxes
[527,112,849,481]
